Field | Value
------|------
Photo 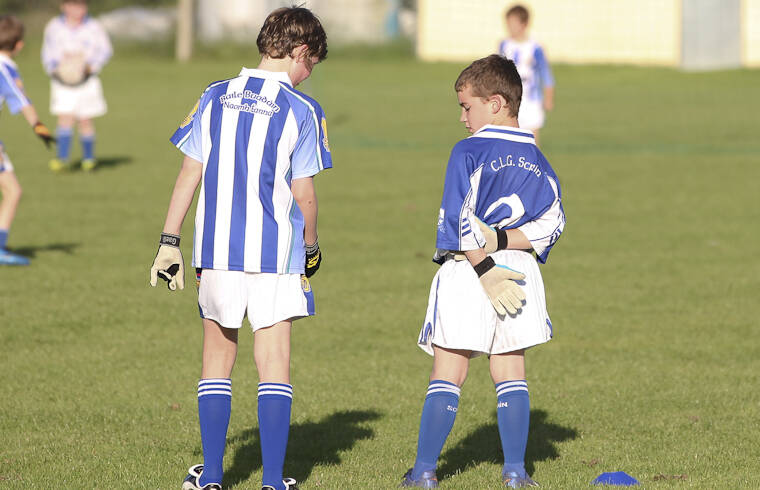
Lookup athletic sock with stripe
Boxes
[258,383,293,490]
[197,378,232,486]
[411,380,460,480]
[495,379,530,478]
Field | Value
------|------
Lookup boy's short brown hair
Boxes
[455,55,523,117]
[257,7,328,62]
[0,15,24,52]
[506,4,530,24]
[61,0,88,4]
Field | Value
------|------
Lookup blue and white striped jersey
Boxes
[498,39,554,103]
[436,126,564,263]
[0,53,31,115]
[170,68,332,274]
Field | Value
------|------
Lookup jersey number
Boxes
[484,194,525,228]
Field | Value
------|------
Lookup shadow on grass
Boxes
[224,409,382,487]
[438,409,577,480]
[92,155,133,170]
[10,242,79,258]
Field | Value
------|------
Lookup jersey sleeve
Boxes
[0,65,30,114]
[41,20,60,74]
[534,45,554,88]
[516,174,565,263]
[435,144,484,251]
[87,20,113,73]
[291,101,332,179]
[169,94,204,162]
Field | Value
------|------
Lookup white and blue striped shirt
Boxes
[0,53,31,115]
[498,39,554,103]
[170,68,332,274]
[41,15,112,75]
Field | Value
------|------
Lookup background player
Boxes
[42,0,112,172]
[0,15,55,266]
[149,7,330,490]
[498,4,554,145]
[401,55,564,488]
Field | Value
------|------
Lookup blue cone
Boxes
[592,471,640,486]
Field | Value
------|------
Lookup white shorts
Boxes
[197,269,315,330]
[518,99,545,131]
[0,150,13,173]
[50,76,107,118]
[418,250,553,357]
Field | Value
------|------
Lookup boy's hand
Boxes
[33,122,56,149]
[304,240,321,278]
[150,233,185,291]
[475,256,525,315]
[473,217,508,254]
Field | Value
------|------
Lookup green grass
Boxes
[1,36,759,488]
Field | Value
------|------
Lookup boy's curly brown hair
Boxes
[257,7,328,62]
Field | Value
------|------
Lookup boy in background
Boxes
[401,55,564,488]
[0,15,56,266]
[149,7,330,490]
[498,4,554,145]
[42,0,112,171]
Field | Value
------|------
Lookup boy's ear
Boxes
[14,40,24,54]
[291,44,310,62]
[488,94,508,114]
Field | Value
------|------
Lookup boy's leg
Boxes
[197,318,238,487]
[408,346,470,483]
[0,169,22,239]
[78,118,97,170]
[254,320,293,490]
[52,115,75,170]
[490,350,534,484]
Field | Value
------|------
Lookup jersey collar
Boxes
[0,52,17,68]
[238,67,293,87]
[473,125,534,138]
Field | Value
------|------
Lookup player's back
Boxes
[498,39,551,102]
[170,68,332,273]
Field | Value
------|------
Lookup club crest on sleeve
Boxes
[15,78,23,90]
[321,117,330,152]
[181,100,200,128]
[301,275,312,293]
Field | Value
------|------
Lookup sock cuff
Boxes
[258,382,293,399]
[197,378,232,398]
[495,380,528,397]
[427,380,461,398]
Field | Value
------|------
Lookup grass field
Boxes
[1,31,759,488]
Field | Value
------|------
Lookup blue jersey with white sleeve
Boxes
[0,53,31,115]
[436,125,564,263]
[170,68,332,274]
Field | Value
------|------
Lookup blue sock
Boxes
[258,383,293,490]
[81,134,95,160]
[56,128,73,161]
[0,229,8,250]
[495,380,530,478]
[411,380,461,480]
[197,378,232,486]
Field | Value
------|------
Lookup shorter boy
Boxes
[42,0,112,171]
[401,55,565,488]
[0,15,56,266]
[498,4,554,145]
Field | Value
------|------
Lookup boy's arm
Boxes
[88,21,113,73]
[150,156,202,290]
[291,176,321,277]
[543,86,554,111]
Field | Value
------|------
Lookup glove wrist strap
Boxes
[496,229,508,250]
[474,256,495,277]
[305,240,319,254]
[160,232,181,248]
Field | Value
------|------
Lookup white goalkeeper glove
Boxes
[473,216,509,254]
[474,256,525,316]
[150,233,184,291]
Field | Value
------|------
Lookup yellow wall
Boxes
[743,0,760,66]
[418,0,681,66]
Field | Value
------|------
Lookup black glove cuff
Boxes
[305,240,319,254]
[496,229,508,250]
[160,233,181,247]
[474,256,496,277]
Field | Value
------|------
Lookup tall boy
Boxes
[149,7,330,490]
[0,15,56,266]
[498,4,554,145]
[401,55,565,488]
[42,0,112,171]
